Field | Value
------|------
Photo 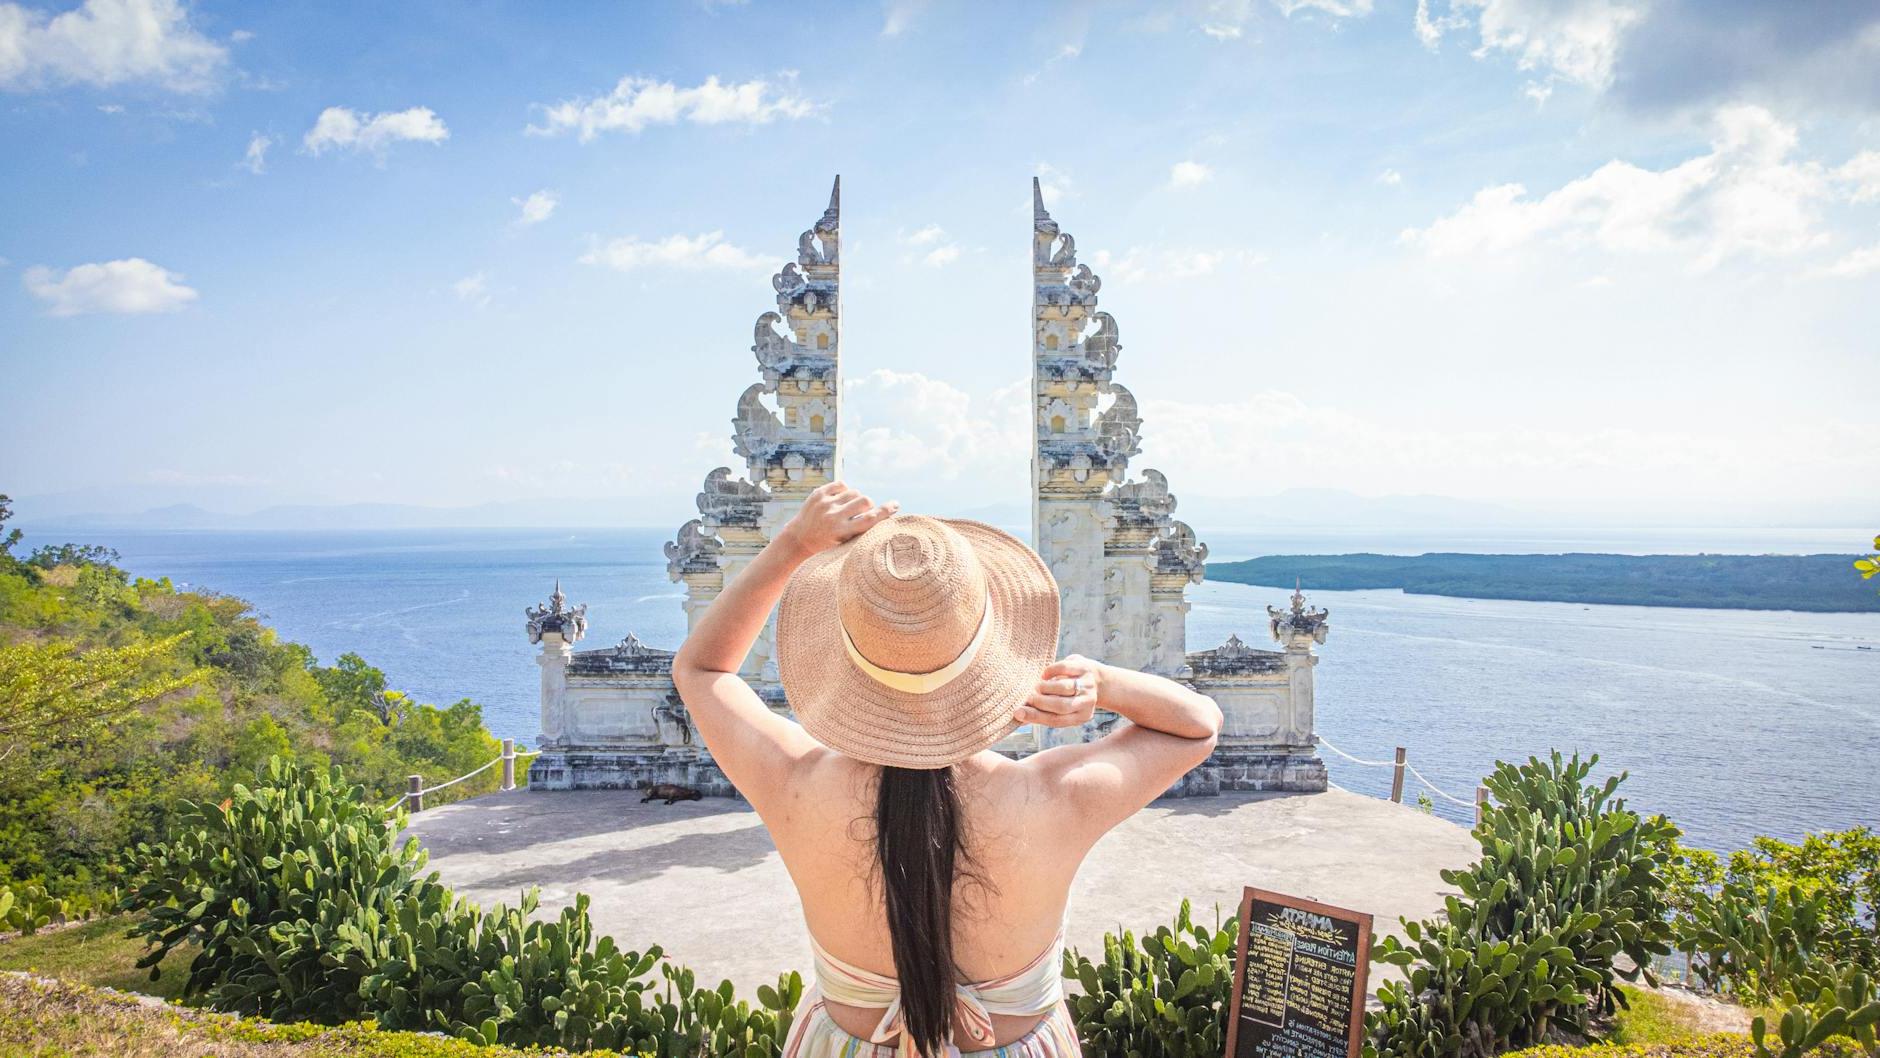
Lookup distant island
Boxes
[1207,553,1880,613]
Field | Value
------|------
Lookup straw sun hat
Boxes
[777,514,1061,769]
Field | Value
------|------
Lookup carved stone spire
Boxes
[1269,582,1330,646]
[526,580,587,645]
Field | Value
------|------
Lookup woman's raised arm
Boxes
[671,482,897,805]
[1019,655,1223,842]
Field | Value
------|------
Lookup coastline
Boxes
[1208,552,1880,614]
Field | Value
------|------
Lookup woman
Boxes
[672,481,1223,1058]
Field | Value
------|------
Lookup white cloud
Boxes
[513,189,557,225]
[841,370,1030,485]
[899,224,960,266]
[1169,160,1215,189]
[241,132,270,174]
[0,0,227,92]
[903,224,946,247]
[526,74,818,142]
[1810,242,1880,280]
[96,101,120,112]
[880,0,929,36]
[23,257,198,316]
[580,231,764,272]
[1090,246,1264,283]
[1837,151,1880,204]
[1196,0,1251,39]
[303,106,448,156]
[1035,163,1073,207]
[1377,168,1403,186]
[1414,0,1644,90]
[1136,388,1878,505]
[1402,105,1873,270]
[453,271,490,307]
[1274,0,1374,17]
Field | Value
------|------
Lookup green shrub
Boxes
[2,880,69,935]
[123,755,798,1057]
[1060,899,1238,1058]
[1505,1033,1866,1057]
[1368,753,1679,1057]
[1749,962,1879,1058]
[1461,753,1681,1016]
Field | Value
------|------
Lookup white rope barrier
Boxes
[1405,761,1477,808]
[1318,735,1480,811]
[417,756,498,796]
[384,747,540,811]
[1315,735,1397,768]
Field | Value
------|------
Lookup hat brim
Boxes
[777,518,1060,769]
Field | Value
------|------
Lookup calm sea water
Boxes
[71,525,1879,854]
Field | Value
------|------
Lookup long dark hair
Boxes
[876,764,967,1058]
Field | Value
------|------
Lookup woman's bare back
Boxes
[760,748,1094,1045]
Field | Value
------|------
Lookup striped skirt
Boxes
[781,999,1082,1058]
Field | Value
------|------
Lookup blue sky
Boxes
[2,0,1876,527]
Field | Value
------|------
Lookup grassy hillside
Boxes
[0,495,507,903]
[1208,552,1880,612]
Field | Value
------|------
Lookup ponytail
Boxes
[876,765,964,1058]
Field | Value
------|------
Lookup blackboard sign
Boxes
[1223,887,1372,1058]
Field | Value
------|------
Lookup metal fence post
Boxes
[407,774,423,813]
[501,739,516,791]
[1390,747,1407,803]
[1475,785,1489,827]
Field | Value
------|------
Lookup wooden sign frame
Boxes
[1223,886,1374,1058]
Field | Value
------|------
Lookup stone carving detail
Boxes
[752,312,796,372]
[1082,312,1121,369]
[613,631,666,657]
[652,693,693,746]
[1109,468,1177,522]
[797,177,841,268]
[772,263,806,298]
[1216,633,1257,658]
[526,581,587,645]
[1269,583,1330,645]
[1155,521,1208,583]
[665,519,725,581]
[1050,232,1076,267]
[731,384,783,464]
[695,467,769,529]
[1068,264,1101,300]
[1095,385,1142,466]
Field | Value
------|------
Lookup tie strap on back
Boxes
[805,925,1067,1058]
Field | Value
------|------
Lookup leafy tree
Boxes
[0,495,22,573]
[0,635,200,769]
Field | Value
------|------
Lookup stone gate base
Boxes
[530,746,1325,799]
[1170,749,1328,796]
[528,749,740,798]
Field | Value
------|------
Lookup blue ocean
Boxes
[73,524,1880,854]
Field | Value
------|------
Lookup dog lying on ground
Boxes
[641,783,702,805]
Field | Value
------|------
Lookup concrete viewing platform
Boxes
[405,787,1477,996]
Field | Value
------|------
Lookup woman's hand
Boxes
[773,481,898,560]
[1014,654,1104,728]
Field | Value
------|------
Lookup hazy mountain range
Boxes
[14,485,1872,534]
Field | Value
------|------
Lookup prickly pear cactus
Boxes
[1061,899,1238,1058]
